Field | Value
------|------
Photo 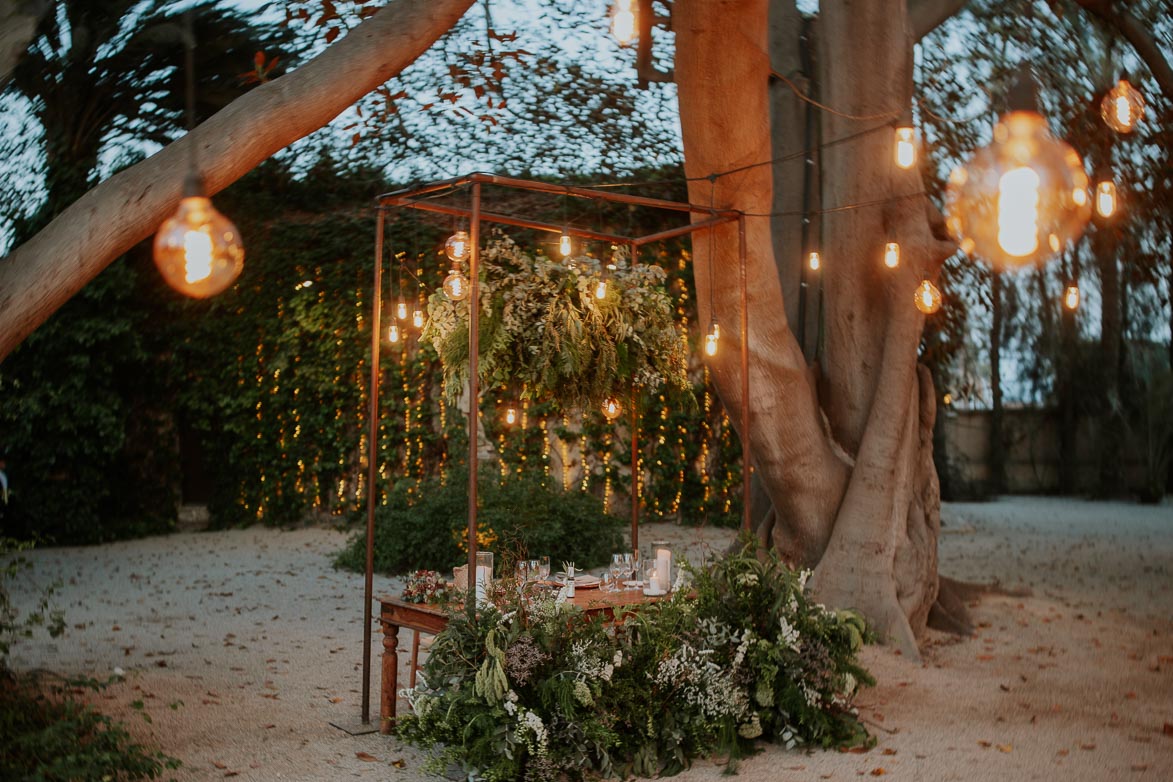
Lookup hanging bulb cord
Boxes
[707,176,717,329]
[181,10,202,198]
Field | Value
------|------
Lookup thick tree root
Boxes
[927,575,1034,636]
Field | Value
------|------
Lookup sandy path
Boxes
[5,497,1172,781]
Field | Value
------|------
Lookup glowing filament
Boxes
[1114,96,1131,128]
[704,330,718,356]
[443,269,468,301]
[1064,284,1080,311]
[445,231,470,262]
[595,279,607,299]
[504,407,518,426]
[915,279,942,314]
[388,324,401,343]
[997,166,1040,257]
[894,127,916,169]
[602,397,623,421]
[1096,181,1116,218]
[559,233,572,257]
[612,0,635,45]
[396,300,408,320]
[183,229,213,283]
[884,242,900,269]
[808,251,821,271]
[412,309,425,328]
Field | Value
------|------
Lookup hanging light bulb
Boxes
[443,267,469,301]
[595,279,608,299]
[1101,75,1145,133]
[1095,180,1117,218]
[388,323,401,344]
[884,241,900,269]
[154,173,244,298]
[894,126,916,169]
[704,321,719,356]
[914,279,942,314]
[396,299,408,320]
[602,396,623,421]
[504,406,518,426]
[611,0,636,46]
[445,230,471,262]
[942,392,954,407]
[559,232,573,258]
[412,308,426,329]
[1063,282,1080,311]
[945,68,1090,269]
[807,251,821,271]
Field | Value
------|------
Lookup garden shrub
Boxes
[335,469,625,576]
[396,538,874,780]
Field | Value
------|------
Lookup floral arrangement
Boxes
[395,539,874,780]
[420,236,690,410]
[401,570,458,605]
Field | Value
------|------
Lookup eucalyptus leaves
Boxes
[420,236,689,411]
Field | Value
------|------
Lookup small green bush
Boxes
[0,674,181,782]
[336,471,625,576]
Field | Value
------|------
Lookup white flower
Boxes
[612,650,623,668]
[738,713,763,739]
[778,617,801,652]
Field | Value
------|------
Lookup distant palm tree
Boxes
[6,0,295,239]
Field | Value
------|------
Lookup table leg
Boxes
[380,620,400,734]
[410,630,421,688]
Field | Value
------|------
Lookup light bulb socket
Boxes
[1005,66,1040,114]
[182,171,206,199]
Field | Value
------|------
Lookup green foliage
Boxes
[422,236,690,411]
[0,674,181,782]
[396,539,873,780]
[335,470,624,576]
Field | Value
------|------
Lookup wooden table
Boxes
[377,586,666,733]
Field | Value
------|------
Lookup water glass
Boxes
[609,554,625,591]
[538,556,551,581]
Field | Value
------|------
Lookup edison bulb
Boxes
[412,309,426,329]
[504,407,518,426]
[914,279,942,314]
[396,300,408,320]
[945,111,1090,269]
[884,242,900,269]
[1095,181,1116,218]
[612,0,635,45]
[942,392,954,407]
[704,330,718,357]
[445,231,471,262]
[559,233,572,257]
[595,279,608,299]
[808,251,821,271]
[443,268,469,301]
[1063,284,1080,311]
[388,324,401,344]
[154,194,244,298]
[602,396,623,421]
[1101,78,1144,133]
[894,126,916,169]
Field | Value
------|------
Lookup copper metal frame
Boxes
[360,172,751,724]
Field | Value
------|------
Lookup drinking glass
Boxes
[528,559,540,584]
[537,556,551,581]
[622,552,636,582]
[609,554,625,591]
[516,560,529,585]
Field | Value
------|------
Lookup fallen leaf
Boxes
[881,748,897,756]
[1132,764,1149,772]
[213,761,228,769]
[223,772,239,778]
[870,769,886,777]
[329,696,344,703]
[356,752,378,762]
[264,724,276,729]
[391,759,406,768]
[978,740,992,748]
[997,744,1013,753]
[1080,743,1096,751]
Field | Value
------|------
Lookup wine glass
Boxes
[538,556,551,582]
[610,554,625,591]
[622,552,636,582]
[516,560,529,591]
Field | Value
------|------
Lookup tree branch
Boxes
[907,0,970,41]
[0,0,474,361]
[1071,0,1173,102]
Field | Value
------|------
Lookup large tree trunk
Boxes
[0,0,475,361]
[675,0,956,658]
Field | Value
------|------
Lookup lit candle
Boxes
[655,545,671,593]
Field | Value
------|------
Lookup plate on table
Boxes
[623,580,646,589]
[554,574,601,589]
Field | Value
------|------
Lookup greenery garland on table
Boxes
[421,236,690,409]
[395,540,874,781]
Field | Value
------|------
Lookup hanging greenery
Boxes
[421,236,689,411]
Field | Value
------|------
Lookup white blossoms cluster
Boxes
[800,680,821,708]
[515,708,549,756]
[737,713,763,739]
[569,639,615,683]
[503,689,520,716]
[652,642,748,720]
[573,680,594,706]
[734,571,759,588]
[778,616,801,652]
